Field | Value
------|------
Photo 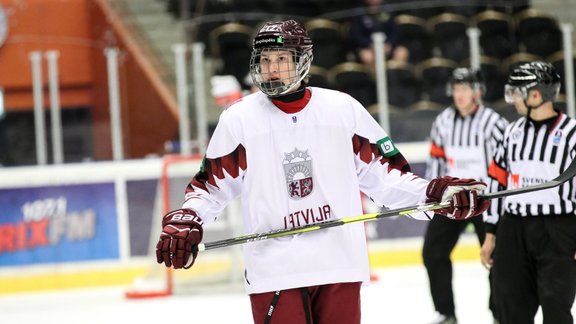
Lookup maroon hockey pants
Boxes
[249,282,361,324]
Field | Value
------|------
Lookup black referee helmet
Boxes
[505,61,561,103]
[446,67,485,96]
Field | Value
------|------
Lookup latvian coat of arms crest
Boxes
[283,148,314,199]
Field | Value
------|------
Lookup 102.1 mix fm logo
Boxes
[0,183,119,265]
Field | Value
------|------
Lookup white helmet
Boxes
[249,20,313,97]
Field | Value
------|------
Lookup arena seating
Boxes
[386,61,421,108]
[428,13,470,63]
[166,2,567,112]
[474,10,516,60]
[516,8,563,58]
[417,57,458,106]
[328,62,377,107]
[305,19,347,69]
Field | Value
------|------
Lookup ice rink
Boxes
[2,261,572,324]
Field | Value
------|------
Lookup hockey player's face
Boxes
[452,84,478,116]
[259,49,297,85]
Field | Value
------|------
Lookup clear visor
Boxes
[504,85,528,104]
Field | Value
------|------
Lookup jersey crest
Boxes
[283,148,314,199]
[553,130,562,145]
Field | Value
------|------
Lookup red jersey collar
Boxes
[271,88,312,114]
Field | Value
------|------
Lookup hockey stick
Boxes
[195,157,576,252]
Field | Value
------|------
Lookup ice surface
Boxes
[0,261,572,323]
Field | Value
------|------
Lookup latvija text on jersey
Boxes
[283,204,331,229]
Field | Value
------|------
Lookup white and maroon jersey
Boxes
[486,112,576,232]
[182,87,429,294]
[426,105,508,183]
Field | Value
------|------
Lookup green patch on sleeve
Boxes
[199,155,207,172]
[376,136,399,157]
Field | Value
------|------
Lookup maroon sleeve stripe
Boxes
[187,144,247,193]
[352,134,411,174]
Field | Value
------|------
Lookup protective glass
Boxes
[504,84,528,103]
[250,47,311,97]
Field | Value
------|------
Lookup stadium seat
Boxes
[394,15,433,64]
[305,19,347,69]
[555,94,568,113]
[169,1,234,44]
[401,101,444,142]
[367,104,408,141]
[502,52,543,75]
[307,65,330,89]
[191,20,223,46]
[548,50,576,95]
[389,105,412,143]
[417,58,458,106]
[461,55,507,103]
[515,9,562,58]
[486,3,529,15]
[209,23,254,89]
[444,5,484,18]
[427,13,470,62]
[396,7,443,20]
[473,10,515,60]
[386,60,421,108]
[328,62,376,107]
[480,56,507,103]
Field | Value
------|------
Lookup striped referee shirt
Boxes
[426,105,509,184]
[486,111,576,233]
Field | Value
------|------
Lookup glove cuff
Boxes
[425,177,454,203]
[162,209,203,228]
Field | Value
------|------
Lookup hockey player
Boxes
[481,61,576,324]
[423,68,508,324]
[156,20,490,324]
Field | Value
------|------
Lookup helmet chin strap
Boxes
[524,99,546,121]
[523,98,547,138]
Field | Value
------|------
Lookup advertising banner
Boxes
[0,183,119,266]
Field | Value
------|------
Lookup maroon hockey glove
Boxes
[426,176,490,220]
[156,209,203,269]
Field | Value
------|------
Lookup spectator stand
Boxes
[427,12,470,63]
[417,57,458,106]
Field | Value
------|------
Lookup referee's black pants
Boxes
[422,214,494,317]
[492,213,576,324]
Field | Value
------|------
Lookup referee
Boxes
[481,61,576,324]
[423,68,508,324]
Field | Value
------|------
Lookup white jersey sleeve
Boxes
[348,97,430,219]
[182,105,246,225]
